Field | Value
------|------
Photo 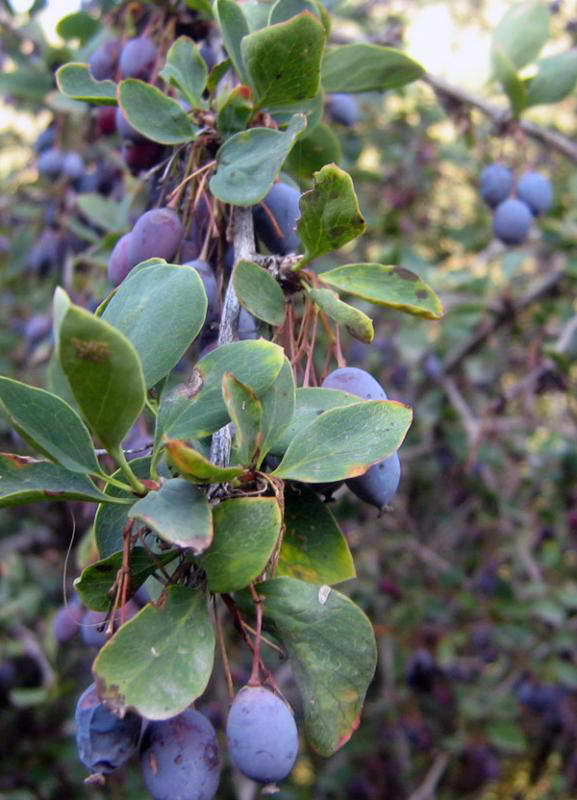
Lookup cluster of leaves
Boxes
[5,0,577,798]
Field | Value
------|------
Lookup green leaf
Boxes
[56,11,100,43]
[165,438,243,483]
[259,357,295,462]
[308,287,373,343]
[285,121,341,181]
[0,68,54,103]
[95,458,152,558]
[0,377,101,476]
[214,0,250,84]
[185,0,214,17]
[278,484,355,584]
[492,46,528,115]
[526,50,577,107]
[322,44,424,93]
[118,79,198,145]
[487,720,527,754]
[0,453,126,508]
[319,263,444,320]
[74,549,178,612]
[159,36,208,108]
[210,113,307,206]
[270,89,324,131]
[269,0,324,28]
[233,260,286,326]
[129,478,212,553]
[160,340,285,441]
[491,0,549,71]
[76,194,130,234]
[270,386,359,455]
[196,497,281,592]
[56,62,117,105]
[101,263,207,388]
[216,86,254,138]
[94,586,215,720]
[55,289,146,452]
[297,164,365,263]
[241,12,325,109]
[259,577,377,755]
[222,372,263,466]
[272,399,412,482]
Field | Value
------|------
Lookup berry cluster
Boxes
[479,164,553,245]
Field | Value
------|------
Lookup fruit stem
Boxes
[248,583,263,687]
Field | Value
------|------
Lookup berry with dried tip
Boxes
[226,685,298,784]
[516,171,553,216]
[140,709,221,800]
[75,683,142,774]
[127,208,184,268]
[253,183,301,255]
[479,164,513,208]
[493,198,532,245]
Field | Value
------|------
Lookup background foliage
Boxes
[3,0,577,798]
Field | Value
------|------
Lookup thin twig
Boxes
[407,753,450,800]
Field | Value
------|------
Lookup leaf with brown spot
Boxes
[319,263,444,320]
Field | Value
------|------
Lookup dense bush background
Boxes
[3,0,577,797]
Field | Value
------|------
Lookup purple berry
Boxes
[119,36,157,80]
[127,208,184,268]
[516,171,553,216]
[88,39,121,81]
[140,709,221,800]
[107,232,133,286]
[493,198,533,245]
[226,685,298,784]
[479,164,513,208]
[326,94,360,127]
[253,183,301,255]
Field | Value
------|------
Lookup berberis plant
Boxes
[0,1,445,795]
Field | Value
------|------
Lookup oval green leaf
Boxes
[259,576,377,755]
[241,12,326,108]
[322,44,424,93]
[319,263,444,320]
[526,50,577,107]
[277,484,355,584]
[165,438,243,483]
[271,399,412,482]
[210,113,307,206]
[233,260,286,326]
[0,453,126,508]
[308,287,374,343]
[215,0,250,84]
[118,79,198,144]
[56,290,146,452]
[94,586,215,720]
[0,377,101,475]
[56,62,117,105]
[102,263,207,388]
[159,36,208,108]
[259,357,295,464]
[129,478,213,553]
[196,497,281,592]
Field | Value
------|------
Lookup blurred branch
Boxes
[423,74,577,164]
[442,263,565,375]
[407,752,450,800]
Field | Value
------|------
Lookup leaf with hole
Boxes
[56,62,117,105]
[298,163,365,263]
